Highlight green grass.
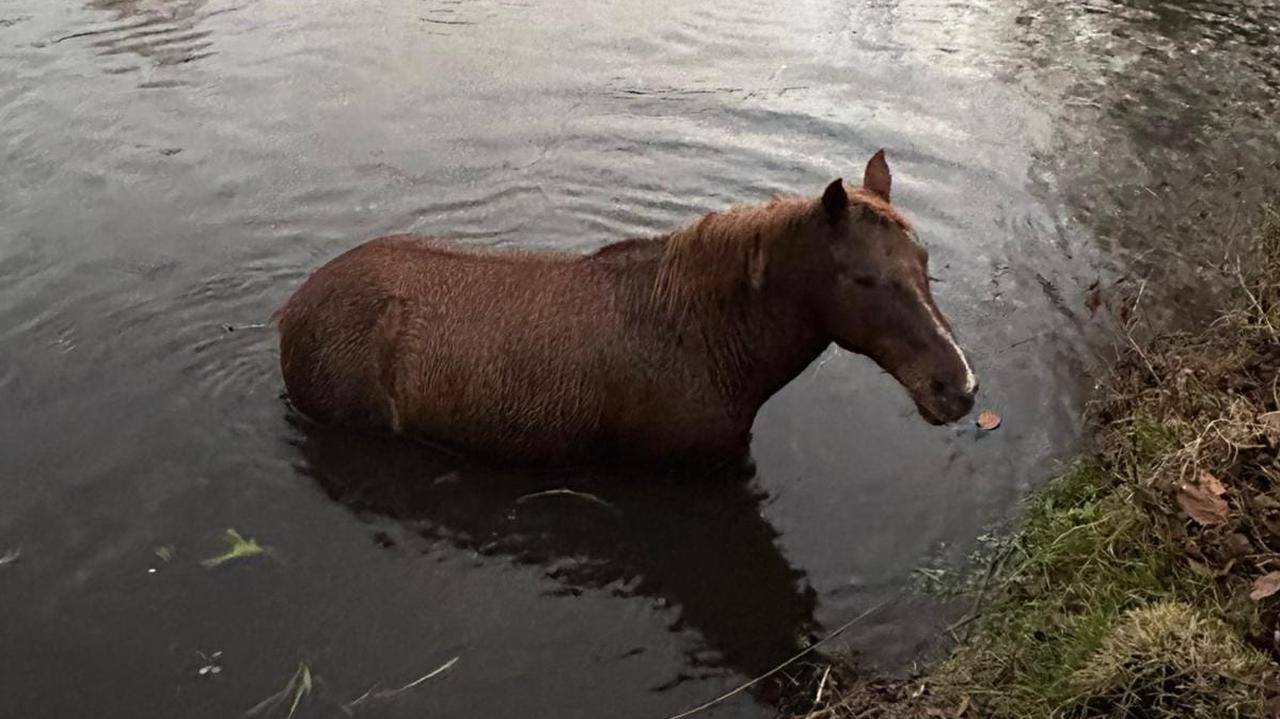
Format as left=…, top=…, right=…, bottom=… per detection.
left=930, top=464, right=1218, bottom=716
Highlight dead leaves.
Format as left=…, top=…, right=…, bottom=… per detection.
left=1199, top=471, right=1227, bottom=498
left=1170, top=471, right=1280, bottom=605
left=1176, top=472, right=1230, bottom=526
left=1249, top=572, right=1280, bottom=601
left=922, top=694, right=974, bottom=718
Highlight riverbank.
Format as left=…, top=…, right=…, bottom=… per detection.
left=807, top=205, right=1280, bottom=718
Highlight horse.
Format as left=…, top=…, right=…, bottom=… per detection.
left=276, top=150, right=977, bottom=463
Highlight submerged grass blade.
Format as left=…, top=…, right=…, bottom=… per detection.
left=288, top=665, right=312, bottom=719
left=202, top=529, right=264, bottom=568
left=246, top=662, right=312, bottom=718
left=374, top=656, right=458, bottom=699
left=343, top=656, right=459, bottom=713
left=514, top=488, right=617, bottom=511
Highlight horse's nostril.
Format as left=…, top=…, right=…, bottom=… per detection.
left=930, top=378, right=947, bottom=395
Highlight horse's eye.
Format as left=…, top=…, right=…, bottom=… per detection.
left=853, top=275, right=877, bottom=288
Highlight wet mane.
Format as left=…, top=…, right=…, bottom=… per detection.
left=653, top=196, right=811, bottom=311
left=652, top=189, right=912, bottom=312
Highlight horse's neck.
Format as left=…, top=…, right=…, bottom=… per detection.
left=650, top=278, right=827, bottom=414
left=696, top=292, right=828, bottom=413
left=594, top=234, right=827, bottom=412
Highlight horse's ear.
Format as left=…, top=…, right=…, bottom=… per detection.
left=863, top=149, right=891, bottom=202
left=821, top=178, right=848, bottom=223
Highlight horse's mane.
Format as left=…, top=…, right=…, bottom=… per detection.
left=652, top=188, right=911, bottom=313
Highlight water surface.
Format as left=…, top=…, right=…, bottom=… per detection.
left=2, top=0, right=1278, bottom=716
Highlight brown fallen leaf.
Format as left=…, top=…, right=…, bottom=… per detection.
left=1254, top=493, right=1280, bottom=511
left=1225, top=532, right=1254, bottom=558
left=1186, top=557, right=1218, bottom=579
left=1264, top=694, right=1280, bottom=719
left=1176, top=481, right=1230, bottom=526
left=1249, top=571, right=1280, bottom=601
left=1200, top=471, right=1227, bottom=497
left=975, top=410, right=1001, bottom=431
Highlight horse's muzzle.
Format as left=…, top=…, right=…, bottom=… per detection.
left=916, top=381, right=977, bottom=425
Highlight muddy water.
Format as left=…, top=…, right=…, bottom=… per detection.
left=1, top=1, right=1278, bottom=717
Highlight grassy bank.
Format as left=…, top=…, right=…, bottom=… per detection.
left=808, top=206, right=1280, bottom=718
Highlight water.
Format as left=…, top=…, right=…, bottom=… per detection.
left=2, top=1, right=1278, bottom=717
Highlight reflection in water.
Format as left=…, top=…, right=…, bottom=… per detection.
left=294, top=421, right=822, bottom=702
left=4, top=0, right=1280, bottom=715
left=56, top=0, right=214, bottom=72
left=1123, top=0, right=1280, bottom=48
left=1011, top=0, right=1280, bottom=324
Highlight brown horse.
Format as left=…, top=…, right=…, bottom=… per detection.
left=277, top=151, right=977, bottom=463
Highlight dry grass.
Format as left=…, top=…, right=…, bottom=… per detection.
left=804, top=206, right=1280, bottom=718
left=1066, top=601, right=1272, bottom=718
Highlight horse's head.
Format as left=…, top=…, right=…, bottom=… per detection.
left=800, top=151, right=977, bottom=424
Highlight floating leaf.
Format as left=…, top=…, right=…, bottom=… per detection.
left=1250, top=572, right=1280, bottom=601
left=202, top=529, right=264, bottom=568
left=975, top=410, right=1001, bottom=431
left=154, top=545, right=175, bottom=562
left=1176, top=482, right=1229, bottom=526
left=196, top=650, right=224, bottom=679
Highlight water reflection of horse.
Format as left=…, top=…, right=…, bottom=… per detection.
left=293, top=422, right=822, bottom=704
left=77, top=0, right=215, bottom=68
left=278, top=152, right=977, bottom=464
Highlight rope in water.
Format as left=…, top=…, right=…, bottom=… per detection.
left=659, top=591, right=902, bottom=719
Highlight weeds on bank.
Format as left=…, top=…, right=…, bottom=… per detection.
left=810, top=206, right=1280, bottom=718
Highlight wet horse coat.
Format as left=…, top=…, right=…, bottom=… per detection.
left=277, top=152, right=977, bottom=463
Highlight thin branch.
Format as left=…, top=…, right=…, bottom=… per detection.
left=803, top=665, right=833, bottom=718
left=660, top=593, right=899, bottom=719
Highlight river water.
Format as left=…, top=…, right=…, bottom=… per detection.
left=2, top=1, right=1278, bottom=717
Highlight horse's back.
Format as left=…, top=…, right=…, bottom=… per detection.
left=277, top=238, right=417, bottom=427
left=277, top=236, right=625, bottom=459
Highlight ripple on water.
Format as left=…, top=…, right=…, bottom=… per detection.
left=43, top=0, right=231, bottom=76
left=149, top=263, right=301, bottom=400
left=5, top=0, right=1280, bottom=715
